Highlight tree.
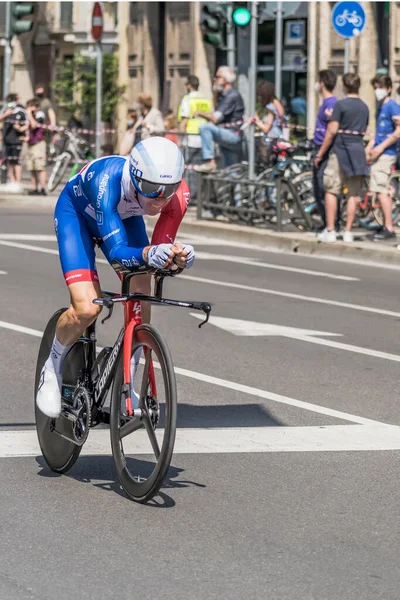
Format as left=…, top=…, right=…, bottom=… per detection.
left=52, top=52, right=125, bottom=124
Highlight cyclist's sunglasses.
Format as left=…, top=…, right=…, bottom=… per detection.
left=131, top=174, right=181, bottom=199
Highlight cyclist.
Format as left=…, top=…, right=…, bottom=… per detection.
left=36, top=136, right=195, bottom=418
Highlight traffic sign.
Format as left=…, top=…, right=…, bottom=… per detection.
left=91, top=2, right=103, bottom=42
left=331, top=1, right=366, bottom=39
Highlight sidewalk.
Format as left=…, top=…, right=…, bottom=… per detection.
left=1, top=189, right=399, bottom=267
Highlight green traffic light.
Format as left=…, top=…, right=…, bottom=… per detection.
left=232, top=6, right=251, bottom=27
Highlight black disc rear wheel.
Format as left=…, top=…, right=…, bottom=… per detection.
left=110, top=324, right=177, bottom=503
left=34, top=309, right=86, bottom=473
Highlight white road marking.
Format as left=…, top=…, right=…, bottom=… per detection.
left=195, top=251, right=359, bottom=281
left=191, top=315, right=342, bottom=339
left=175, top=231, right=400, bottom=273
left=0, top=319, right=382, bottom=426
left=0, top=240, right=108, bottom=264
left=0, top=238, right=358, bottom=281
left=182, top=274, right=400, bottom=319
left=1, top=424, right=400, bottom=457
left=0, top=270, right=7, bottom=275
left=0, top=238, right=396, bottom=320
left=0, top=320, right=43, bottom=338
left=191, top=313, right=400, bottom=364
left=0, top=234, right=56, bottom=241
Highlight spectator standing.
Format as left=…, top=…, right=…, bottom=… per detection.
left=315, top=73, right=369, bottom=243
left=119, top=108, right=138, bottom=155
left=290, top=91, right=307, bottom=127
left=26, top=97, right=47, bottom=195
left=251, top=81, right=284, bottom=163
left=2, top=93, right=28, bottom=190
left=366, top=74, right=400, bottom=240
left=34, top=83, right=56, bottom=131
left=132, top=94, right=164, bottom=143
left=194, top=66, right=244, bottom=172
left=312, top=70, right=337, bottom=230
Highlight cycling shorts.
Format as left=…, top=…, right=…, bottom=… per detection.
left=54, top=190, right=149, bottom=286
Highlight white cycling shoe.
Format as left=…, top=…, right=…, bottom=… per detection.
left=36, top=364, right=62, bottom=418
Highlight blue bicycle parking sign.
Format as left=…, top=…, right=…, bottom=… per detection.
left=331, top=1, right=366, bottom=39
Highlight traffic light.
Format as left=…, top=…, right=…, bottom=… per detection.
left=11, top=3, right=34, bottom=36
left=200, top=3, right=227, bottom=48
left=232, top=6, right=251, bottom=27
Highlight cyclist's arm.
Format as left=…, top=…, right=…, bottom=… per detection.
left=151, top=179, right=190, bottom=245
left=93, top=161, right=147, bottom=266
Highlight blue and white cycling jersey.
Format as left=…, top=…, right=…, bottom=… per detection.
left=54, top=155, right=189, bottom=286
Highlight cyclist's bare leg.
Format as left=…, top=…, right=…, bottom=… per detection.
left=37, top=281, right=103, bottom=417
left=55, top=280, right=103, bottom=346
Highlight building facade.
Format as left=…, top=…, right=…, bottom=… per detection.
left=0, top=1, right=400, bottom=145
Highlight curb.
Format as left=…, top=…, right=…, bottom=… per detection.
left=0, top=192, right=58, bottom=208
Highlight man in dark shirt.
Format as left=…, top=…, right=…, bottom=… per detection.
left=315, top=73, right=369, bottom=243
left=312, top=70, right=337, bottom=230
left=194, top=66, right=244, bottom=172
left=2, top=93, right=28, bottom=188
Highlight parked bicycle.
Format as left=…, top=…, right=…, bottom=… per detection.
left=35, top=264, right=211, bottom=503
left=48, top=130, right=94, bottom=192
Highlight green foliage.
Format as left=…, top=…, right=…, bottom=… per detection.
left=52, top=52, right=125, bottom=124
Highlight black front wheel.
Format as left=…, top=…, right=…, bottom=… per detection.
left=110, top=324, right=177, bottom=503
left=34, top=309, right=86, bottom=473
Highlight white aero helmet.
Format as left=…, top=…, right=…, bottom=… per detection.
left=129, top=136, right=185, bottom=199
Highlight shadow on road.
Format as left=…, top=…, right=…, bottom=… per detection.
left=176, top=402, right=283, bottom=428
left=35, top=454, right=206, bottom=508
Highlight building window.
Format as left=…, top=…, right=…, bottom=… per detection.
left=113, top=1, right=118, bottom=27
left=60, top=2, right=73, bottom=29
left=130, top=2, right=145, bottom=25
left=0, top=3, right=5, bottom=37
left=168, top=3, right=190, bottom=22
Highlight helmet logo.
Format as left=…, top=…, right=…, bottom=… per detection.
left=130, top=165, right=143, bottom=179
left=160, top=174, right=172, bottom=178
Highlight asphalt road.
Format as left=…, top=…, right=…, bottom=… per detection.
left=1, top=203, right=400, bottom=600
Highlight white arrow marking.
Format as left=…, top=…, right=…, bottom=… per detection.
left=191, top=314, right=342, bottom=339
left=195, top=251, right=359, bottom=281
left=192, top=314, right=400, bottom=363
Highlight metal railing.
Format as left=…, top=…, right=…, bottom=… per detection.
left=195, top=170, right=314, bottom=232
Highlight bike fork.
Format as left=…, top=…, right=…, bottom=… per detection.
left=123, top=301, right=157, bottom=417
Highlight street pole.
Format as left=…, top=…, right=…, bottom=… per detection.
left=3, top=1, right=12, bottom=100
left=226, top=3, right=235, bottom=70
left=248, top=1, right=258, bottom=181
left=274, top=0, right=283, bottom=100
left=95, top=40, right=102, bottom=158
left=344, top=38, right=350, bottom=73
